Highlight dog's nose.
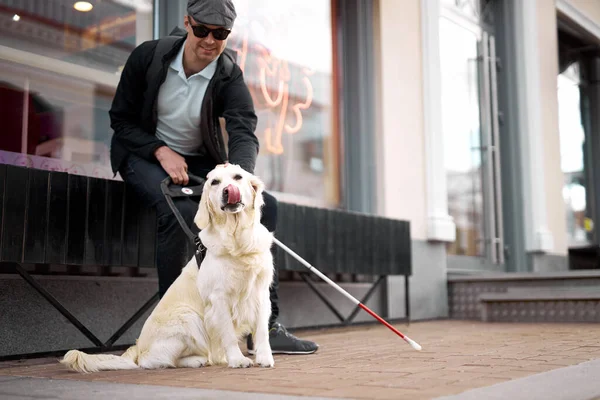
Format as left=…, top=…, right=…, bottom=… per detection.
left=224, top=184, right=241, bottom=204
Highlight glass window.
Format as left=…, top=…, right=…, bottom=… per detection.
left=225, top=0, right=340, bottom=206
left=439, top=17, right=485, bottom=257
left=0, top=0, right=340, bottom=206
left=0, top=0, right=153, bottom=179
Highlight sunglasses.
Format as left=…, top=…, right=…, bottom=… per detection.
left=189, top=23, right=231, bottom=41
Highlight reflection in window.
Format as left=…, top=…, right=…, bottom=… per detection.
left=225, top=0, right=339, bottom=206
left=440, top=0, right=494, bottom=25
left=558, top=62, right=590, bottom=246
left=0, top=0, right=153, bottom=179
left=0, top=0, right=152, bottom=74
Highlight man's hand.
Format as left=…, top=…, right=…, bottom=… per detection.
left=154, top=146, right=189, bottom=185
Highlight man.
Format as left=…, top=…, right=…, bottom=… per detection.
left=108, top=0, right=318, bottom=355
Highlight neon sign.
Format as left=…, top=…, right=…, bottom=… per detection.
left=230, top=32, right=314, bottom=155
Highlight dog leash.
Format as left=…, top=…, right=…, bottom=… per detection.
left=160, top=173, right=208, bottom=267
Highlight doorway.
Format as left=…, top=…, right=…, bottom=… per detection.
left=557, top=18, right=600, bottom=269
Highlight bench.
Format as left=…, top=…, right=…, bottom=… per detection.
left=0, top=164, right=159, bottom=360
left=0, top=164, right=412, bottom=359
left=274, top=202, right=412, bottom=327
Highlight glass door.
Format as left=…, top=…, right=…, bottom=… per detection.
left=440, top=11, right=504, bottom=266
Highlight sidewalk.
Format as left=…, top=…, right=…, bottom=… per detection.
left=2, top=320, right=600, bottom=399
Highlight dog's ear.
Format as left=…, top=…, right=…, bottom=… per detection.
left=250, top=175, right=265, bottom=213
left=194, top=181, right=212, bottom=230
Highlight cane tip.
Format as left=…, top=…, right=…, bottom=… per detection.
left=405, top=337, right=422, bottom=351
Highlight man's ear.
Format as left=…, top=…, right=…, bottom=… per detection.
left=194, top=181, right=212, bottom=230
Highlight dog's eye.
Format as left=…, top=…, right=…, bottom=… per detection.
left=233, top=174, right=242, bottom=181
left=211, top=179, right=220, bottom=186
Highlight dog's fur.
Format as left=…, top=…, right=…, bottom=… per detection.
left=60, top=164, right=275, bottom=372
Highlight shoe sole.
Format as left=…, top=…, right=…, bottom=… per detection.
left=247, top=349, right=318, bottom=355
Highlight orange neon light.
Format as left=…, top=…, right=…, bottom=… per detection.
left=230, top=32, right=314, bottom=155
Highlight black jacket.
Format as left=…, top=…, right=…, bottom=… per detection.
left=109, top=29, right=259, bottom=175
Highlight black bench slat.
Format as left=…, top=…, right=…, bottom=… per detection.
left=337, top=208, right=348, bottom=275
left=303, top=204, right=317, bottom=272
left=316, top=205, right=327, bottom=270
left=276, top=202, right=293, bottom=270
left=1, top=166, right=28, bottom=262
left=326, top=207, right=336, bottom=270
left=45, top=172, right=69, bottom=265
left=346, top=214, right=358, bottom=274
left=399, top=220, right=412, bottom=274
left=386, top=218, right=396, bottom=272
left=375, top=216, right=388, bottom=272
left=364, top=212, right=377, bottom=276
left=0, top=164, right=6, bottom=261
left=296, top=205, right=307, bottom=270
left=343, top=210, right=353, bottom=274
left=121, top=185, right=140, bottom=267
left=335, top=207, right=346, bottom=274
left=137, top=206, right=157, bottom=268
left=105, top=180, right=124, bottom=266
left=65, top=174, right=88, bottom=265
left=23, top=168, right=50, bottom=264
left=85, top=177, right=107, bottom=265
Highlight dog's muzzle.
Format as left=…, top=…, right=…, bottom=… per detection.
left=223, top=184, right=241, bottom=205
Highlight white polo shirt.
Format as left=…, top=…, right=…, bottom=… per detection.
left=155, top=40, right=219, bottom=155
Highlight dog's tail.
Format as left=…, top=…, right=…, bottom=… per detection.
left=60, top=345, right=139, bottom=373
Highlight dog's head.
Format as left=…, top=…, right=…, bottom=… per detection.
left=194, top=163, right=265, bottom=230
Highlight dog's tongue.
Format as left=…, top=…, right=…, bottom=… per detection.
left=227, top=184, right=241, bottom=204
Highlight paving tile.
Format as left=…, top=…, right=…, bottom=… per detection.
left=2, top=320, right=600, bottom=399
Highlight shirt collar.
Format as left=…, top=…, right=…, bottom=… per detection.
left=170, top=40, right=220, bottom=80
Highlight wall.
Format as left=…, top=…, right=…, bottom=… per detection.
left=538, top=0, right=569, bottom=256
left=567, top=0, right=600, bottom=26
left=375, top=0, right=427, bottom=241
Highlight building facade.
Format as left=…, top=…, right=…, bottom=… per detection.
left=379, top=0, right=600, bottom=320
left=1, top=0, right=600, bottom=327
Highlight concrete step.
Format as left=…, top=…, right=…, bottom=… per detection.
left=448, top=271, right=600, bottom=320
left=505, top=286, right=600, bottom=296
left=479, top=287, right=600, bottom=323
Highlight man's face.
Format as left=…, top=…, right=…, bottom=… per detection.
left=184, top=16, right=229, bottom=64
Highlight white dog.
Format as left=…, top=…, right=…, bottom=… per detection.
left=60, top=163, right=275, bottom=372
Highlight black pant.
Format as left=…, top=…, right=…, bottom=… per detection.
left=119, top=153, right=279, bottom=327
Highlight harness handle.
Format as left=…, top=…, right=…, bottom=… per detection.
left=160, top=173, right=206, bottom=198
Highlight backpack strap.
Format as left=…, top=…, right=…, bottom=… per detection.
left=146, top=35, right=181, bottom=83
left=220, top=47, right=238, bottom=77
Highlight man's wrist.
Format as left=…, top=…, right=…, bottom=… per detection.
left=154, top=145, right=168, bottom=160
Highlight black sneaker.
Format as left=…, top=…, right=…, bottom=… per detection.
left=247, top=322, right=319, bottom=355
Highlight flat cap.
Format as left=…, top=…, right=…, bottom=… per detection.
left=187, top=0, right=237, bottom=30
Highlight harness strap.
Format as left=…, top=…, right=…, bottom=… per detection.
left=160, top=174, right=208, bottom=267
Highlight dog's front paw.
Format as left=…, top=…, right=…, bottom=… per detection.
left=255, top=352, right=275, bottom=368
left=228, top=356, right=254, bottom=368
